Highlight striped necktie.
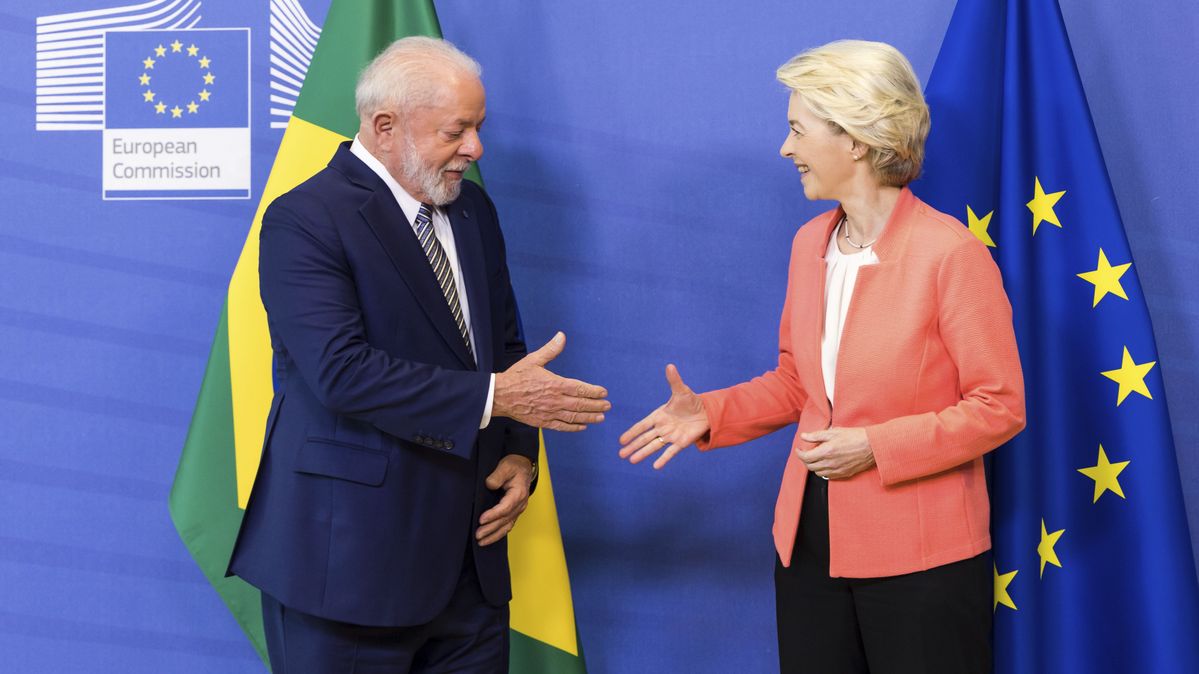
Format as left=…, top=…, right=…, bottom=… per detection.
left=413, top=203, right=474, bottom=363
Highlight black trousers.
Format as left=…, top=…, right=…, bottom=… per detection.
left=775, top=475, right=991, bottom=674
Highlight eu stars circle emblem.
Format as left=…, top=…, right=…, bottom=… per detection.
left=137, top=37, right=215, bottom=120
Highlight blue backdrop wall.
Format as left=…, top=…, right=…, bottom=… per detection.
left=0, top=1, right=1195, bottom=672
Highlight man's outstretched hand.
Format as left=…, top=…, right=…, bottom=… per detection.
left=493, top=332, right=610, bottom=432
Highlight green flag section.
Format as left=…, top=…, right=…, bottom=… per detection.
left=169, top=0, right=587, bottom=670
left=512, top=630, right=587, bottom=673
left=290, top=0, right=440, bottom=136
left=169, top=306, right=269, bottom=665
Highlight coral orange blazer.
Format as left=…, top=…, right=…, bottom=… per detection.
left=698, top=188, right=1025, bottom=578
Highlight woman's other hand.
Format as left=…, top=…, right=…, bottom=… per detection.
left=618, top=364, right=710, bottom=470
left=796, top=428, right=876, bottom=479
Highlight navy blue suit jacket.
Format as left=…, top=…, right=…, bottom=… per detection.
left=227, top=142, right=538, bottom=627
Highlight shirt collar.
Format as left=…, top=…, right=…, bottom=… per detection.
left=350, top=134, right=429, bottom=227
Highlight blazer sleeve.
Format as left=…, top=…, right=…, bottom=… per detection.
left=697, top=234, right=809, bottom=450
left=260, top=193, right=491, bottom=460
left=479, top=186, right=539, bottom=472
left=866, top=236, right=1026, bottom=485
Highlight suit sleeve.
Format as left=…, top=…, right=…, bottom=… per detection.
left=478, top=186, right=540, bottom=475
left=866, top=236, right=1026, bottom=485
left=259, top=193, right=490, bottom=460
left=697, top=233, right=809, bottom=450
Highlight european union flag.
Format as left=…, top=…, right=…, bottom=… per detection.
left=914, top=0, right=1199, bottom=671
left=105, top=29, right=248, bottom=129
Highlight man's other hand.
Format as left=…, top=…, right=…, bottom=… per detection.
left=476, top=454, right=535, bottom=546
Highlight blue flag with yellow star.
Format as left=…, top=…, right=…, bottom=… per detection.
left=105, top=29, right=248, bottom=129
left=913, top=0, right=1199, bottom=671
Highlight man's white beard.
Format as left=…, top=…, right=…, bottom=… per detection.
left=400, top=136, right=466, bottom=206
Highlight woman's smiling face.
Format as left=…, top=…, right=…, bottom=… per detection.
left=779, top=92, right=860, bottom=202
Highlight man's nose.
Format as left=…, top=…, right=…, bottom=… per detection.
left=461, top=130, right=483, bottom=161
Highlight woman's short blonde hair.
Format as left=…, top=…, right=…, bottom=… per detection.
left=776, top=40, right=930, bottom=187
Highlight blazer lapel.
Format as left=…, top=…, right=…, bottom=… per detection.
left=449, top=201, right=492, bottom=375
left=830, top=188, right=916, bottom=405
left=358, top=191, right=477, bottom=370
left=796, top=256, right=828, bottom=413
left=795, top=209, right=842, bottom=416
left=329, top=143, right=478, bottom=369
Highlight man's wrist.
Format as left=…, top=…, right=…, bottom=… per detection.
left=505, top=453, right=536, bottom=482
left=479, top=373, right=496, bottom=429
left=491, top=370, right=508, bottom=418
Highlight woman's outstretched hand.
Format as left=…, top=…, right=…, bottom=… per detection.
left=618, top=364, right=710, bottom=469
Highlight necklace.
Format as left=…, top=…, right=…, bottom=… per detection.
left=842, top=216, right=877, bottom=249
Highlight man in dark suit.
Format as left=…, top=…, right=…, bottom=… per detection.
left=227, top=36, right=609, bottom=673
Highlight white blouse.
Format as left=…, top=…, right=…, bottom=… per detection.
left=821, top=222, right=878, bottom=406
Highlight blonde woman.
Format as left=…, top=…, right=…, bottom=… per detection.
left=620, top=41, right=1025, bottom=673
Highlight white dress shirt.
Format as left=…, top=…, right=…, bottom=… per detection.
left=350, top=136, right=495, bottom=429
left=821, top=220, right=879, bottom=407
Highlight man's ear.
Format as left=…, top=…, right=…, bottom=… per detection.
left=372, top=111, right=396, bottom=140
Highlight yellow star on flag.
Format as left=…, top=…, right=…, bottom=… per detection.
left=1037, top=519, right=1065, bottom=578
left=154, top=44, right=166, bottom=57
left=198, top=89, right=211, bottom=102
left=187, top=101, right=199, bottom=114
left=142, top=90, right=155, bottom=102
left=994, top=564, right=1018, bottom=611
left=171, top=40, right=183, bottom=53
left=199, top=56, right=211, bottom=69
left=1100, top=346, right=1155, bottom=406
left=203, top=72, right=215, bottom=85
left=187, top=44, right=199, bottom=57
left=967, top=205, right=996, bottom=247
left=138, top=73, right=151, bottom=86
left=143, top=57, right=156, bottom=69
left=1027, top=177, right=1066, bottom=235
left=1077, top=248, right=1131, bottom=308
left=171, top=105, right=183, bottom=118
left=154, top=101, right=166, bottom=114
left=1079, top=445, right=1130, bottom=503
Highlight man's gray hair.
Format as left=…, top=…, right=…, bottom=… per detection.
left=355, top=36, right=482, bottom=120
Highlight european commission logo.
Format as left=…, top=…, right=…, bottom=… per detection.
left=35, top=0, right=324, bottom=202
left=103, top=28, right=250, bottom=200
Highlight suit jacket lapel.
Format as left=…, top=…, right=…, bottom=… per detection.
left=358, top=190, right=477, bottom=370
left=449, top=201, right=492, bottom=375
left=330, top=143, right=477, bottom=370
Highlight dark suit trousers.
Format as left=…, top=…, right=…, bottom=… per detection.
left=775, top=474, right=992, bottom=674
left=261, top=549, right=508, bottom=674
